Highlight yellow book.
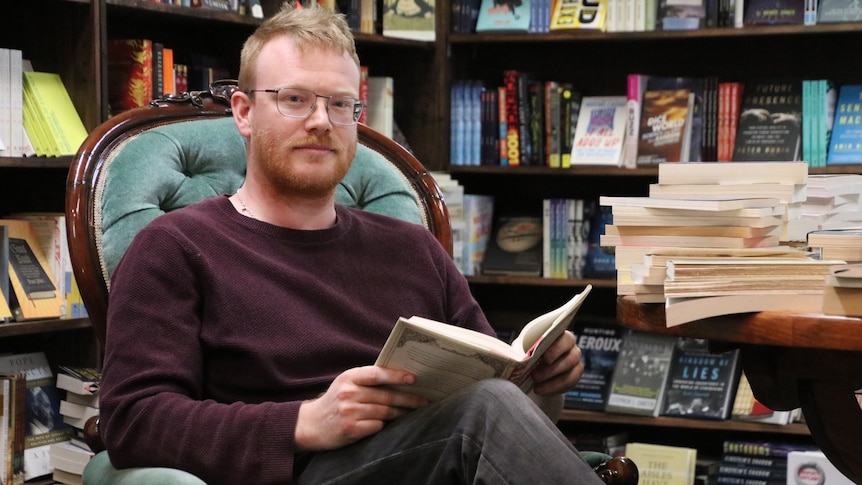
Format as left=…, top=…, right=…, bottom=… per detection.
left=1, top=219, right=64, bottom=320
left=21, top=86, right=55, bottom=156
left=22, top=71, right=88, bottom=156
left=624, top=442, right=696, bottom=485
left=0, top=292, right=11, bottom=320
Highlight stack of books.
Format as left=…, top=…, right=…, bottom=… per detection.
left=21, top=71, right=89, bottom=157
left=807, top=227, right=862, bottom=263
left=52, top=366, right=100, bottom=485
left=800, top=174, right=862, bottom=232
left=718, top=440, right=815, bottom=485
left=821, top=264, right=862, bottom=318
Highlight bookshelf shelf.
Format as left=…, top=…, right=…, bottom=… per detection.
left=0, top=156, right=73, bottom=169
left=0, top=318, right=92, bottom=338
left=560, top=409, right=811, bottom=436
left=467, top=275, right=616, bottom=289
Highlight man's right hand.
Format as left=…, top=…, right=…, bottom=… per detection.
left=294, top=366, right=428, bottom=451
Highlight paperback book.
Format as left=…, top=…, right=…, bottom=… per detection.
left=660, top=345, right=742, bottom=420
left=826, top=84, right=862, bottom=165
left=605, top=331, right=677, bottom=416
left=376, top=285, right=592, bottom=401
left=564, top=320, right=625, bottom=411
left=481, top=211, right=543, bottom=276
left=569, top=96, right=627, bottom=166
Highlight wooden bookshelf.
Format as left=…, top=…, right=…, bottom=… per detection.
left=561, top=409, right=811, bottom=436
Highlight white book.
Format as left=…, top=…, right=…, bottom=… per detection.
left=366, top=76, right=394, bottom=139
left=0, top=48, right=11, bottom=156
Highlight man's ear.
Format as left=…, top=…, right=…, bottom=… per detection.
left=231, top=91, right=253, bottom=138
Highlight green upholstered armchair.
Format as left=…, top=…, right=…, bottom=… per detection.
left=66, top=83, right=637, bottom=485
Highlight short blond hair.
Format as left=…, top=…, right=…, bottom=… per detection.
left=238, top=2, right=360, bottom=90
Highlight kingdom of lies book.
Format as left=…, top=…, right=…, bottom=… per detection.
left=376, top=285, right=591, bottom=402
left=660, top=344, right=741, bottom=420
left=732, top=79, right=803, bottom=162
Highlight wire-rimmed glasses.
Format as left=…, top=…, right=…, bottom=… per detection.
left=245, top=87, right=365, bottom=126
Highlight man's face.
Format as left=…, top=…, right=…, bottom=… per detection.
left=245, top=36, right=360, bottom=199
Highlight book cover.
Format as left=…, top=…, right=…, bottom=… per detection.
left=657, top=0, right=708, bottom=30
left=657, top=161, right=809, bottom=186
left=107, top=39, right=154, bottom=114
left=743, top=0, right=805, bottom=24
left=583, top=205, right=616, bottom=278
left=818, top=0, right=862, bottom=21
left=732, top=79, right=803, bottom=162
left=605, top=331, right=677, bottom=416
left=624, top=442, right=697, bottom=485
left=721, top=440, right=814, bottom=458
left=481, top=210, right=543, bottom=276
left=382, top=0, right=436, bottom=40
left=636, top=88, right=694, bottom=165
left=475, top=0, right=532, bottom=32
left=660, top=346, right=742, bottom=420
left=375, top=285, right=592, bottom=401
left=0, top=352, right=74, bottom=480
left=549, top=0, right=607, bottom=30
left=665, top=293, right=824, bottom=328
left=564, top=321, right=625, bottom=411
left=1, top=219, right=65, bottom=321
left=462, top=194, right=495, bottom=276
left=826, top=84, right=862, bottom=165
left=787, top=451, right=855, bottom=485
left=569, top=95, right=627, bottom=166
left=21, top=72, right=89, bottom=156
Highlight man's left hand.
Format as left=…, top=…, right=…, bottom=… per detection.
left=530, top=330, right=584, bottom=395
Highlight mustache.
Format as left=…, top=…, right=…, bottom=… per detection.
left=287, top=135, right=344, bottom=152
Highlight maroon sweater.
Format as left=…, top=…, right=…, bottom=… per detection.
left=100, top=196, right=492, bottom=484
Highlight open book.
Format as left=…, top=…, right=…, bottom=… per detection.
left=375, top=285, right=592, bottom=401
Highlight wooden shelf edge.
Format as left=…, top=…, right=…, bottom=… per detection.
left=0, top=156, right=73, bottom=169
left=0, top=318, right=91, bottom=338
left=449, top=165, right=658, bottom=177
left=450, top=22, right=862, bottom=44
left=560, top=409, right=811, bottom=436
left=466, top=275, right=616, bottom=288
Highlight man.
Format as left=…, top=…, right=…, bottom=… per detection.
left=99, top=3, right=603, bottom=484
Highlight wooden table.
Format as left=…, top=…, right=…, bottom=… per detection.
left=617, top=296, right=862, bottom=483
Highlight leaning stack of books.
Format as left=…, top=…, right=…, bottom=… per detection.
left=800, top=174, right=862, bottom=232
left=52, top=366, right=100, bottom=484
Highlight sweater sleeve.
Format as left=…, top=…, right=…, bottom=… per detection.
left=99, top=226, right=303, bottom=485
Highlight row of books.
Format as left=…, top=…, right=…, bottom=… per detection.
left=456, top=0, right=857, bottom=35
left=564, top=322, right=807, bottom=426
left=147, top=0, right=264, bottom=18
left=2, top=215, right=88, bottom=323
left=623, top=440, right=854, bottom=485
left=450, top=70, right=862, bottom=168
left=107, top=39, right=214, bottom=115
left=0, top=47, right=88, bottom=158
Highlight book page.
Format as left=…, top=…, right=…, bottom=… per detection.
left=376, top=320, right=515, bottom=401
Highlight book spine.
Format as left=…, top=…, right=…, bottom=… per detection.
left=503, top=70, right=521, bottom=166
left=622, top=74, right=648, bottom=168
left=497, top=85, right=508, bottom=166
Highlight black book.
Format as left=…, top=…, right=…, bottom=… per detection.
left=8, top=237, right=56, bottom=300
left=564, top=320, right=625, bottom=411
left=660, top=344, right=742, bottom=420
left=732, top=79, right=803, bottom=162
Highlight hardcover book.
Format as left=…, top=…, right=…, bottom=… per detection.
left=0, top=352, right=73, bottom=480
left=382, top=0, right=436, bottom=40
left=743, top=0, right=805, bottom=24
left=375, top=285, right=592, bottom=401
left=732, top=79, right=803, bottom=162
left=826, top=84, right=862, bottom=165
left=481, top=211, right=544, bottom=276
left=635, top=88, right=694, bottom=164
left=818, top=0, right=862, bottom=21
left=569, top=96, right=627, bottom=166
left=624, top=442, right=697, bottom=485
left=549, top=0, right=607, bottom=30
left=564, top=321, right=625, bottom=411
left=605, top=331, right=677, bottom=416
left=475, top=0, right=532, bottom=32
left=107, top=39, right=154, bottom=114
left=1, top=219, right=64, bottom=321
left=660, top=346, right=742, bottom=420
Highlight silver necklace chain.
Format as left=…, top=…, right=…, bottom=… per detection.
left=235, top=188, right=256, bottom=219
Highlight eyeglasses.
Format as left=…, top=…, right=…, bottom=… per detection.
left=245, top=87, right=365, bottom=126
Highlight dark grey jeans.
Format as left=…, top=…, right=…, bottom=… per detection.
left=297, top=379, right=605, bottom=485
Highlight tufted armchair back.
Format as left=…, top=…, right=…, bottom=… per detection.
left=66, top=85, right=451, bottom=352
